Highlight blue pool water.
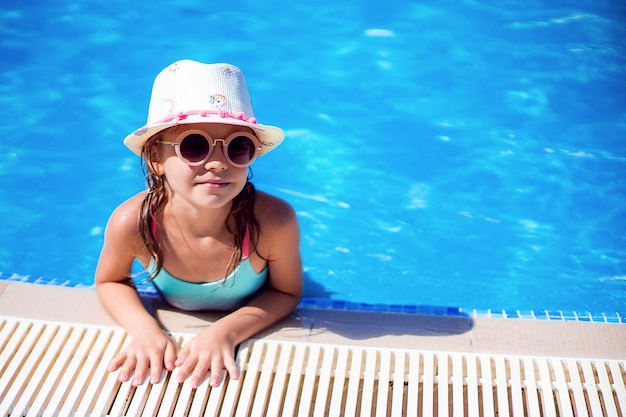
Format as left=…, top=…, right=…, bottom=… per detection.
left=1, top=1, right=625, bottom=314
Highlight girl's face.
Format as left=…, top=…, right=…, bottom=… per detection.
left=154, top=123, right=251, bottom=211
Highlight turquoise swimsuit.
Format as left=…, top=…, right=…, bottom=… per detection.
left=149, top=231, right=268, bottom=311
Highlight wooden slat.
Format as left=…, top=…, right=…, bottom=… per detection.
left=537, top=358, right=557, bottom=417
left=187, top=373, right=211, bottom=417
left=376, top=349, right=391, bottom=417
left=480, top=355, right=496, bottom=417
left=44, top=326, right=99, bottom=417
left=158, top=341, right=189, bottom=417
left=391, top=351, right=406, bottom=417
left=522, top=357, right=542, bottom=417
left=494, top=356, right=510, bottom=417
left=18, top=324, right=68, bottom=415
left=438, top=352, right=449, bottom=417
left=28, top=325, right=82, bottom=414
left=595, top=360, right=619, bottom=417
left=466, top=355, right=480, bottom=415
left=282, top=343, right=307, bottom=417
left=299, top=344, right=321, bottom=417
left=84, top=330, right=127, bottom=417
left=328, top=346, right=350, bottom=417
left=0, top=318, right=21, bottom=377
left=203, top=374, right=226, bottom=417
left=6, top=323, right=57, bottom=416
left=250, top=340, right=278, bottom=416
left=422, top=352, right=435, bottom=416
left=566, top=359, right=589, bottom=417
left=313, top=345, right=336, bottom=416
left=552, top=359, right=574, bottom=417
left=452, top=354, right=464, bottom=417
left=66, top=328, right=125, bottom=417
left=235, top=340, right=265, bottom=417
left=345, top=348, right=364, bottom=417
left=581, top=360, right=604, bottom=416
left=125, top=377, right=152, bottom=416
left=106, top=379, right=133, bottom=417
left=174, top=375, right=197, bottom=416
left=406, top=351, right=420, bottom=416
left=360, top=348, right=377, bottom=417
left=143, top=372, right=171, bottom=416
left=219, top=348, right=246, bottom=417
left=509, top=357, right=525, bottom=416
left=609, top=361, right=626, bottom=414
left=0, top=321, right=45, bottom=416
left=266, top=342, right=293, bottom=416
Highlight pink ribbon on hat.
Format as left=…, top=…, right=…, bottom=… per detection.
left=133, top=110, right=259, bottom=137
left=156, top=110, right=258, bottom=125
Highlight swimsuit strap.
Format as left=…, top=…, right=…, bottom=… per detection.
left=242, top=228, right=251, bottom=260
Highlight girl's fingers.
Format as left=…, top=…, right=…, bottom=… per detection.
left=208, top=353, right=229, bottom=387
left=224, top=355, right=240, bottom=381
left=148, top=351, right=165, bottom=384
left=106, top=333, right=180, bottom=386
left=132, top=356, right=149, bottom=386
left=175, top=339, right=238, bottom=388
left=177, top=352, right=213, bottom=388
left=108, top=351, right=126, bottom=372
left=209, top=366, right=225, bottom=387
left=176, top=354, right=197, bottom=384
left=119, top=356, right=137, bottom=383
left=208, top=352, right=238, bottom=387
left=164, top=340, right=178, bottom=371
left=190, top=369, right=209, bottom=389
left=188, top=356, right=211, bottom=388
left=175, top=346, right=189, bottom=367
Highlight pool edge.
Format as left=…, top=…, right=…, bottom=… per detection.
left=2, top=272, right=624, bottom=324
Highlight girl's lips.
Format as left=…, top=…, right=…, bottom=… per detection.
left=198, top=179, right=230, bottom=188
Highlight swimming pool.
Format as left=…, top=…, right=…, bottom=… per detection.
left=1, top=1, right=625, bottom=315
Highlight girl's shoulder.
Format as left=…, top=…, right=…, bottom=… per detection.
left=253, top=190, right=300, bottom=259
left=97, top=192, right=149, bottom=262
left=106, top=192, right=146, bottom=239
left=254, top=190, right=298, bottom=228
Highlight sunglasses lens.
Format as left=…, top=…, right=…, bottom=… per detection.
left=179, top=134, right=210, bottom=163
left=227, top=135, right=257, bottom=165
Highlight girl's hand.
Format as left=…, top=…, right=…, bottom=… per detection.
left=108, top=327, right=178, bottom=386
left=174, top=326, right=240, bottom=388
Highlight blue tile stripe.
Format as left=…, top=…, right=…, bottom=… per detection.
left=2, top=273, right=624, bottom=324
left=297, top=297, right=626, bottom=324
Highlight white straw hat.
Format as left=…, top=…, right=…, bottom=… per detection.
left=124, top=60, right=284, bottom=157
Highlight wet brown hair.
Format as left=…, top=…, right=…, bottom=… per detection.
left=138, top=130, right=260, bottom=280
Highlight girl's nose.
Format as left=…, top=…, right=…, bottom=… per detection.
left=204, top=143, right=228, bottom=171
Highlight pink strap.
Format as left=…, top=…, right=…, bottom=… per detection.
left=242, top=228, right=251, bottom=259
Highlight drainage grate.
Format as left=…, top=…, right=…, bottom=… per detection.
left=1, top=316, right=625, bottom=416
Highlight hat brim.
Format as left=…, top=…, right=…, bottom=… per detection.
left=123, top=114, right=284, bottom=157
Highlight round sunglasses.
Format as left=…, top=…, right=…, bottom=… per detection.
left=159, top=129, right=262, bottom=168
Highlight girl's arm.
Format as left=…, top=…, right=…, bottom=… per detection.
left=175, top=194, right=303, bottom=388
left=95, top=194, right=178, bottom=386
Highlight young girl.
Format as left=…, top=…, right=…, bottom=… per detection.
left=95, top=60, right=303, bottom=389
